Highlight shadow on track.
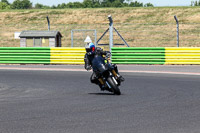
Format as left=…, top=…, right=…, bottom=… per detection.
left=88, top=92, right=115, bottom=95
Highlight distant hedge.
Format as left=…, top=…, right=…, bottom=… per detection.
left=0, top=0, right=154, bottom=10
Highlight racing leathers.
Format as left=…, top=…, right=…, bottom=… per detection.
left=84, top=47, right=124, bottom=90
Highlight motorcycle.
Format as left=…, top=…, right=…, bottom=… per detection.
left=91, top=53, right=122, bottom=95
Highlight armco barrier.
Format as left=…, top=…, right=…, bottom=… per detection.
left=111, top=47, right=165, bottom=64
left=50, top=47, right=85, bottom=64
left=0, top=47, right=50, bottom=64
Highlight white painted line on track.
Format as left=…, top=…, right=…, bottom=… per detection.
left=0, top=67, right=86, bottom=72
left=0, top=67, right=199, bottom=76
left=120, top=70, right=200, bottom=76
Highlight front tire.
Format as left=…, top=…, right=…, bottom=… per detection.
left=107, top=77, right=121, bottom=95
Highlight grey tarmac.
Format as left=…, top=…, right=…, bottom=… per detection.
left=0, top=65, right=199, bottom=133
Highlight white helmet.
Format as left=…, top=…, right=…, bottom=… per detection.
left=85, top=42, right=95, bottom=52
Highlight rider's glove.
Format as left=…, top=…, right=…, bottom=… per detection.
left=106, top=52, right=111, bottom=58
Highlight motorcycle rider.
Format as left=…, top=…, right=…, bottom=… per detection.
left=84, top=42, right=124, bottom=90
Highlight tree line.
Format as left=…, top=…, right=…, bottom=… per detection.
left=191, top=0, right=200, bottom=6
left=0, top=0, right=154, bottom=10
left=0, top=0, right=32, bottom=9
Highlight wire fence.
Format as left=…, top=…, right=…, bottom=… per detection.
left=61, top=22, right=200, bottom=48
left=1, top=22, right=200, bottom=48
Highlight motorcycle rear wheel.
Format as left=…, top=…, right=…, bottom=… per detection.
left=107, top=77, right=121, bottom=95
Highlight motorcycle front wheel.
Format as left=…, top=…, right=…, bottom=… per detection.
left=107, top=77, right=121, bottom=95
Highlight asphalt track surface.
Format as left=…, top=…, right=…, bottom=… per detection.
left=0, top=65, right=200, bottom=133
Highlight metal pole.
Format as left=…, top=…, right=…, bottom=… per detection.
left=174, top=15, right=179, bottom=47
left=108, top=15, right=113, bottom=52
left=71, top=30, right=73, bottom=47
left=113, top=27, right=130, bottom=47
left=96, top=28, right=109, bottom=45
left=46, top=16, right=50, bottom=31
left=94, top=29, right=97, bottom=46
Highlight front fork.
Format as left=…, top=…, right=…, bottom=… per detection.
left=111, top=69, right=121, bottom=86
left=98, top=69, right=117, bottom=85
left=98, top=77, right=104, bottom=85
left=98, top=69, right=119, bottom=89
left=98, top=77, right=111, bottom=89
left=112, top=69, right=118, bottom=78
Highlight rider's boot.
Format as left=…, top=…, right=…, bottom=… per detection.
left=98, top=78, right=106, bottom=90
left=111, top=65, right=125, bottom=82
left=117, top=74, right=125, bottom=82
left=99, top=84, right=106, bottom=91
left=112, top=69, right=125, bottom=82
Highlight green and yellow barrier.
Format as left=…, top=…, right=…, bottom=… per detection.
left=0, top=47, right=200, bottom=65
left=0, top=47, right=51, bottom=64
left=0, top=47, right=85, bottom=64
left=165, top=47, right=200, bottom=64
left=111, top=47, right=166, bottom=64
left=111, top=47, right=200, bottom=65
left=50, top=47, right=85, bottom=64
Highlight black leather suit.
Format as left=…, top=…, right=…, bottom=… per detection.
left=84, top=47, right=113, bottom=85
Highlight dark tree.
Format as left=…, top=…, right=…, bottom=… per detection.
left=12, top=0, right=32, bottom=9
left=129, top=1, right=143, bottom=7
left=193, top=0, right=200, bottom=6
left=73, top=2, right=84, bottom=8
left=57, top=3, right=67, bottom=8
left=1, top=0, right=9, bottom=5
left=144, top=2, right=154, bottom=7
left=83, top=0, right=93, bottom=8
left=0, top=1, right=10, bottom=9
left=195, top=0, right=198, bottom=6
left=35, top=3, right=43, bottom=9
left=112, top=0, right=123, bottom=7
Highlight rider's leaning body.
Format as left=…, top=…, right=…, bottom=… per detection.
left=84, top=44, right=109, bottom=71
left=84, top=42, right=124, bottom=90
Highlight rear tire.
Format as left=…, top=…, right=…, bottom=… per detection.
left=107, top=77, right=121, bottom=95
